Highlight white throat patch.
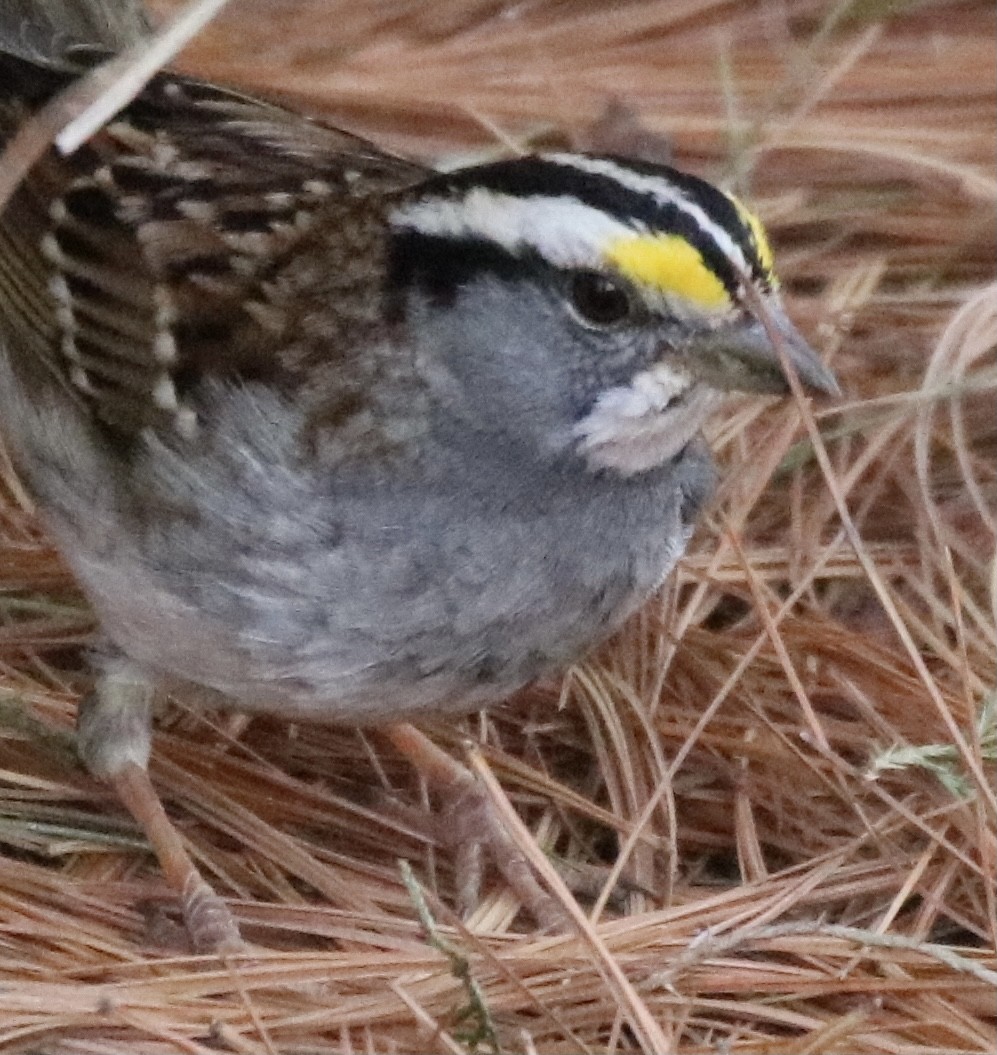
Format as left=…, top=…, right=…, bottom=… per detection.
left=572, top=366, right=722, bottom=475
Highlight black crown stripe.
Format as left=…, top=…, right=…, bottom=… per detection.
left=410, top=155, right=768, bottom=296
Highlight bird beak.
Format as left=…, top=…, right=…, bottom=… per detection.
left=676, top=309, right=841, bottom=398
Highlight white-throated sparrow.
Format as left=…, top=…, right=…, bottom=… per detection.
left=0, top=0, right=839, bottom=952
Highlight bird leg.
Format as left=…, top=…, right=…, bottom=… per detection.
left=76, top=658, right=243, bottom=954
left=76, top=667, right=563, bottom=946
left=381, top=722, right=562, bottom=929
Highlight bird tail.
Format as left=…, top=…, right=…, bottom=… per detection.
left=0, top=0, right=150, bottom=60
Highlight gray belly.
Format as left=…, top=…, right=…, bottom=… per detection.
left=18, top=383, right=716, bottom=723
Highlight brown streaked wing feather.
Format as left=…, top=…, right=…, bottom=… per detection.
left=0, top=52, right=429, bottom=439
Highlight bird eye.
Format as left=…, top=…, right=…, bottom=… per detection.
left=568, top=270, right=633, bottom=327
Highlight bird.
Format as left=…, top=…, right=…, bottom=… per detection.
left=0, top=0, right=839, bottom=952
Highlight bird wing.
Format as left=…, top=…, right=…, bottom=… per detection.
left=0, top=51, right=429, bottom=439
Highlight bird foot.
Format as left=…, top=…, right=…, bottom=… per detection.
left=382, top=723, right=564, bottom=930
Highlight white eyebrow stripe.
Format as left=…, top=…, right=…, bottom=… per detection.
left=391, top=188, right=636, bottom=270
left=544, top=153, right=753, bottom=280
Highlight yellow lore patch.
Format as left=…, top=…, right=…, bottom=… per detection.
left=728, top=194, right=776, bottom=282
left=604, top=234, right=730, bottom=311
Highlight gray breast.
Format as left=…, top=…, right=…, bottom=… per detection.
left=41, top=384, right=717, bottom=723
